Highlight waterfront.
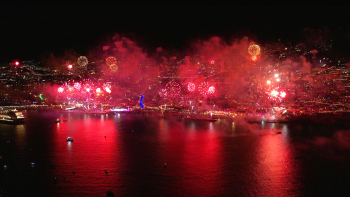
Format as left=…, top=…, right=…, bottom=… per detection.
left=1, top=111, right=350, bottom=196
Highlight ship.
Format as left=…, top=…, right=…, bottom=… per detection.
left=0, top=109, right=25, bottom=124
left=184, top=115, right=218, bottom=122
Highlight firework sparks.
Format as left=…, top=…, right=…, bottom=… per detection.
left=251, top=56, right=257, bottom=61
left=74, top=82, right=81, bottom=90
left=187, top=82, right=195, bottom=92
left=96, top=88, right=102, bottom=93
left=103, top=83, right=111, bottom=91
left=164, top=81, right=181, bottom=98
left=106, top=56, right=117, bottom=66
left=267, top=86, right=287, bottom=101
left=280, top=91, right=286, bottom=98
left=199, top=82, right=215, bottom=96
left=248, top=44, right=260, bottom=56
left=106, top=56, right=118, bottom=72
left=58, top=87, right=64, bottom=93
left=77, top=56, right=88, bottom=67
left=208, top=86, right=215, bottom=94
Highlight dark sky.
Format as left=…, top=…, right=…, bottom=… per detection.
left=1, top=6, right=349, bottom=62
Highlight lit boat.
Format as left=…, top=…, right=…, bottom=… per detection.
left=0, top=109, right=25, bottom=124
left=67, top=137, right=73, bottom=142
left=109, top=108, right=131, bottom=113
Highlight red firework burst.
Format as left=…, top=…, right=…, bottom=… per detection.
left=164, top=81, right=181, bottom=98
left=199, top=82, right=215, bottom=96
left=208, top=86, right=215, bottom=94
left=187, top=83, right=195, bottom=92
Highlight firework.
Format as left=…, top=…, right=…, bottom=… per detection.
left=251, top=56, right=257, bottom=61
left=84, top=84, right=92, bottom=93
left=208, top=86, right=215, bottom=94
left=110, top=65, right=118, bottom=72
left=248, top=44, right=260, bottom=56
left=164, top=81, right=181, bottom=98
left=77, top=56, right=88, bottom=67
left=103, top=83, right=111, bottom=91
left=199, top=82, right=215, bottom=96
left=106, top=56, right=117, bottom=66
left=267, top=87, right=287, bottom=100
left=280, top=91, right=286, bottom=98
left=270, top=89, right=279, bottom=98
left=96, top=88, right=102, bottom=93
left=74, top=82, right=81, bottom=90
left=103, top=83, right=112, bottom=93
left=187, top=82, right=195, bottom=92
left=106, top=56, right=118, bottom=72
left=159, top=89, right=167, bottom=97
left=58, top=87, right=64, bottom=93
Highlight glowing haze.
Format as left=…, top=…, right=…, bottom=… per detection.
left=36, top=32, right=337, bottom=110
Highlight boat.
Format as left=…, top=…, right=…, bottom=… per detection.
left=184, top=115, right=218, bottom=122
left=67, top=137, right=73, bottom=142
left=0, top=109, right=25, bottom=124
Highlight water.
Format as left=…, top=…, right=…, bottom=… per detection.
left=1, top=111, right=350, bottom=196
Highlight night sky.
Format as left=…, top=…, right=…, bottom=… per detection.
left=1, top=6, right=349, bottom=63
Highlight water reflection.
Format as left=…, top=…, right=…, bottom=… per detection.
left=50, top=113, right=121, bottom=196
left=255, top=127, right=301, bottom=196
left=2, top=112, right=349, bottom=196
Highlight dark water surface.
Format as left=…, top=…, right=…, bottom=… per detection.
left=1, top=111, right=350, bottom=196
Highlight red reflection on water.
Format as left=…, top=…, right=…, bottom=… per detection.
left=182, top=126, right=223, bottom=196
left=51, top=114, right=120, bottom=196
left=255, top=130, right=299, bottom=196
left=156, top=119, right=223, bottom=196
